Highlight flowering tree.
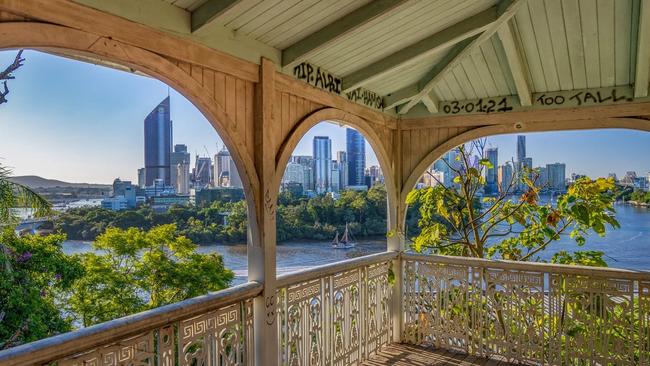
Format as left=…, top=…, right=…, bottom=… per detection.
left=405, top=139, right=620, bottom=265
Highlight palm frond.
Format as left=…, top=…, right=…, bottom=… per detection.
left=0, top=164, right=52, bottom=225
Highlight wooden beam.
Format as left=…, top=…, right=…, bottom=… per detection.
left=634, top=0, right=650, bottom=97
left=281, top=0, right=408, bottom=69
left=341, top=7, right=497, bottom=93
left=0, top=0, right=261, bottom=82
left=421, top=91, right=439, bottom=114
left=191, top=0, right=242, bottom=33
left=398, top=36, right=477, bottom=114
left=383, top=84, right=419, bottom=110
left=497, top=20, right=532, bottom=106
left=398, top=0, right=525, bottom=114
left=400, top=99, right=650, bottom=129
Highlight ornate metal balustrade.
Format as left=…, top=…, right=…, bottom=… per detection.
left=0, top=282, right=261, bottom=366
left=402, top=253, right=650, bottom=365
left=275, top=252, right=397, bottom=366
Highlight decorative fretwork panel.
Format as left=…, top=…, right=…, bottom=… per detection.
left=403, top=256, right=650, bottom=365
left=56, top=299, right=254, bottom=366
left=277, top=260, right=393, bottom=366
left=548, top=275, right=636, bottom=365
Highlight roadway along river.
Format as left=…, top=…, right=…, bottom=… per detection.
left=63, top=203, right=650, bottom=285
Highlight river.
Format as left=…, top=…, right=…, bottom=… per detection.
left=62, top=203, right=650, bottom=285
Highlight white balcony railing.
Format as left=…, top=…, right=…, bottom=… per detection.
left=402, top=252, right=650, bottom=365
left=0, top=281, right=261, bottom=366
left=1, top=251, right=649, bottom=365
left=275, top=251, right=397, bottom=366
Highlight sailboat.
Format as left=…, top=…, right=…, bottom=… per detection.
left=332, top=223, right=357, bottom=249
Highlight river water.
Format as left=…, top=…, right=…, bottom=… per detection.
left=62, top=203, right=650, bottom=285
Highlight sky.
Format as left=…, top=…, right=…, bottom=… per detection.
left=0, top=50, right=648, bottom=184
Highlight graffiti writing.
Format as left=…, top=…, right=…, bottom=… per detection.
left=346, top=88, right=384, bottom=109
left=293, top=62, right=342, bottom=94
left=535, top=88, right=634, bottom=107
left=441, top=97, right=513, bottom=115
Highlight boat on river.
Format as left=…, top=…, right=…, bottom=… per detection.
left=332, top=223, right=356, bottom=249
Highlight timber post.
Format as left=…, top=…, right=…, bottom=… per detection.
left=248, top=57, right=279, bottom=366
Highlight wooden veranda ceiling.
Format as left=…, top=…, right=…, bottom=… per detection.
left=73, top=0, right=650, bottom=119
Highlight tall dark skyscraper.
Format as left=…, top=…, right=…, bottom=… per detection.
left=517, top=135, right=526, bottom=162
left=144, top=97, right=172, bottom=186
left=313, top=136, right=332, bottom=193
left=346, top=128, right=366, bottom=186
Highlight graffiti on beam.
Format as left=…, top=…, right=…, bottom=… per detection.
left=438, top=87, right=637, bottom=115
left=293, top=62, right=342, bottom=94
left=345, top=88, right=384, bottom=109
left=441, top=97, right=514, bottom=115
left=534, top=87, right=634, bottom=107
left=292, top=62, right=384, bottom=109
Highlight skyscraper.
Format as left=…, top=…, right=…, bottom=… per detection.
left=346, top=128, right=366, bottom=186
left=546, top=163, right=566, bottom=192
left=313, top=136, right=332, bottom=193
left=498, top=163, right=513, bottom=193
left=516, top=135, right=526, bottom=163
left=214, top=147, right=242, bottom=188
left=194, top=156, right=212, bottom=189
left=176, top=162, right=190, bottom=195
left=170, top=144, right=190, bottom=193
left=337, top=151, right=348, bottom=188
left=485, top=147, right=498, bottom=194
left=144, top=96, right=172, bottom=186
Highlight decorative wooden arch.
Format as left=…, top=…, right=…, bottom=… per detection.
left=400, top=117, right=650, bottom=205
left=0, top=21, right=260, bottom=204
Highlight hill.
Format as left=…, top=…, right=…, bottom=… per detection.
left=8, top=175, right=111, bottom=189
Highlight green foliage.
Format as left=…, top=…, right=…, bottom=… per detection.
left=0, top=230, right=82, bottom=349
left=629, top=189, right=650, bottom=204
left=67, top=224, right=233, bottom=327
left=407, top=141, right=619, bottom=265
left=57, top=185, right=389, bottom=244
left=0, top=164, right=51, bottom=224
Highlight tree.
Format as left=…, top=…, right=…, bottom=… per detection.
left=405, top=139, right=620, bottom=266
left=0, top=50, right=24, bottom=105
left=0, top=231, right=83, bottom=349
left=0, top=51, right=50, bottom=224
left=67, top=224, right=234, bottom=326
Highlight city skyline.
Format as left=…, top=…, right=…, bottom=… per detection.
left=0, top=50, right=649, bottom=184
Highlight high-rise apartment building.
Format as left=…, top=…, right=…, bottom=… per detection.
left=194, top=156, right=212, bottom=189
left=498, top=162, right=513, bottom=193
left=137, top=168, right=145, bottom=188
left=337, top=151, right=348, bottom=189
left=546, top=163, right=566, bottom=192
left=214, top=147, right=242, bottom=188
left=176, top=162, right=190, bottom=195
left=331, top=163, right=341, bottom=192
left=291, top=155, right=314, bottom=191
left=433, top=149, right=460, bottom=187
left=485, top=147, right=498, bottom=194
left=346, top=128, right=366, bottom=186
left=144, top=96, right=172, bottom=186
left=282, top=162, right=305, bottom=187
left=517, top=135, right=526, bottom=163
left=170, top=144, right=190, bottom=193
left=313, top=136, right=332, bottom=193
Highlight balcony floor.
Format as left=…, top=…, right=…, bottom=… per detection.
left=364, top=344, right=516, bottom=366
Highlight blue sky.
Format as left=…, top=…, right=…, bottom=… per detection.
left=0, top=50, right=648, bottom=183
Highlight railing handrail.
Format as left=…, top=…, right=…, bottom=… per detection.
left=402, top=252, right=650, bottom=281
left=0, top=281, right=263, bottom=366
left=276, top=251, right=398, bottom=288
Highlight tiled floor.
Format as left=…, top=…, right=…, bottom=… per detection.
left=363, top=344, right=517, bottom=366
